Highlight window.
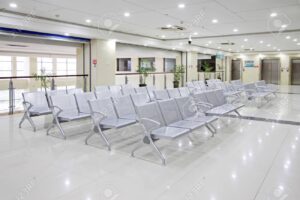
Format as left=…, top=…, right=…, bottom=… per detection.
left=37, top=57, right=53, bottom=75
left=16, top=57, right=29, bottom=76
left=139, top=58, right=155, bottom=69
left=117, top=58, right=131, bottom=71
left=56, top=58, right=77, bottom=75
left=164, top=58, right=176, bottom=72
left=0, top=56, right=12, bottom=77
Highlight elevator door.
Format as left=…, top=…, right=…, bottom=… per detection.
left=231, top=60, right=241, bottom=80
left=261, top=59, right=280, bottom=84
left=291, top=59, right=300, bottom=85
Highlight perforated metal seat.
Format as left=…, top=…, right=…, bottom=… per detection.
left=167, top=88, right=181, bottom=98
left=112, top=95, right=138, bottom=120
left=19, top=91, right=51, bottom=131
left=154, top=89, right=170, bottom=100
left=86, top=98, right=136, bottom=150
left=47, top=94, right=90, bottom=139
left=130, top=93, right=151, bottom=106
left=74, top=92, right=96, bottom=114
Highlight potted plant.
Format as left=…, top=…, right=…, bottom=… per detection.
left=171, top=65, right=185, bottom=88
left=32, top=68, right=52, bottom=92
left=137, top=66, right=156, bottom=87
left=202, top=61, right=214, bottom=83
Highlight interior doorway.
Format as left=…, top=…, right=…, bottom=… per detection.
left=291, top=59, right=300, bottom=85
left=261, top=59, right=280, bottom=84
left=231, top=59, right=241, bottom=80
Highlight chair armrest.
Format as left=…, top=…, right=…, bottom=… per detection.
left=139, top=118, right=161, bottom=134
left=91, top=111, right=107, bottom=124
left=195, top=101, right=214, bottom=108
left=50, top=105, right=63, bottom=116
left=23, top=101, right=33, bottom=110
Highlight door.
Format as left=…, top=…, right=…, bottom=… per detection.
left=261, top=59, right=280, bottom=84
left=231, top=60, right=241, bottom=80
left=291, top=59, right=300, bottom=85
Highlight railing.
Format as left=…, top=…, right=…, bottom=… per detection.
left=0, top=74, right=88, bottom=114
left=115, top=72, right=184, bottom=89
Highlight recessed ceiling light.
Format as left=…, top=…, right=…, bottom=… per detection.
left=193, top=32, right=198, bottom=35
left=281, top=24, right=287, bottom=28
left=178, top=3, right=185, bottom=8
left=9, top=3, right=17, bottom=8
left=166, top=24, right=172, bottom=28
left=270, top=12, right=277, bottom=17
left=286, top=36, right=291, bottom=39
left=205, top=43, right=209, bottom=46
left=208, top=41, right=212, bottom=44
left=212, top=19, right=218, bottom=23
left=124, top=12, right=130, bottom=17
left=293, top=38, right=298, bottom=42
left=161, top=35, right=166, bottom=38
left=297, top=43, right=300, bottom=46
left=259, top=41, right=264, bottom=44
left=64, top=33, right=70, bottom=36
left=172, top=47, right=176, bottom=50
left=267, top=44, right=271, bottom=47
left=85, top=19, right=91, bottom=23
left=277, top=49, right=281, bottom=51
left=233, top=28, right=239, bottom=32
left=244, top=38, right=248, bottom=42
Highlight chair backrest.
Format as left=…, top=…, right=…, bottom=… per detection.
left=244, top=83, right=256, bottom=90
left=204, top=90, right=221, bottom=107
left=112, top=95, right=136, bottom=119
left=157, top=99, right=183, bottom=125
left=130, top=93, right=151, bottom=106
left=178, top=87, right=190, bottom=97
left=146, top=86, right=156, bottom=101
left=67, top=88, right=84, bottom=95
left=175, top=96, right=197, bottom=119
left=135, top=102, right=165, bottom=131
left=122, top=87, right=136, bottom=95
left=231, top=80, right=242, bottom=86
left=95, top=90, right=112, bottom=99
left=135, top=87, right=148, bottom=94
left=154, top=89, right=170, bottom=100
left=50, top=94, right=78, bottom=115
left=88, top=98, right=118, bottom=119
left=186, top=82, right=195, bottom=88
left=109, top=85, right=123, bottom=97
left=74, top=92, right=96, bottom=114
left=47, top=89, right=67, bottom=97
left=167, top=88, right=181, bottom=98
left=23, top=91, right=49, bottom=109
left=94, top=85, right=109, bottom=93
left=213, top=89, right=227, bottom=105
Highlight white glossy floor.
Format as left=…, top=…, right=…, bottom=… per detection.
left=1, top=86, right=300, bottom=200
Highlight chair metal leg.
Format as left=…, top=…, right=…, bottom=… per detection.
left=208, top=123, right=217, bottom=133
left=19, top=113, right=26, bottom=128
left=27, top=116, right=36, bottom=132
left=205, top=124, right=215, bottom=137
left=149, top=139, right=166, bottom=165
left=46, top=123, right=55, bottom=135
left=95, top=125, right=111, bottom=151
left=85, top=131, right=95, bottom=145
left=234, top=110, right=241, bottom=117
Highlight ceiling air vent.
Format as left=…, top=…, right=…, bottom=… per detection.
left=7, top=44, right=28, bottom=47
left=160, top=25, right=186, bottom=31
left=220, top=42, right=235, bottom=45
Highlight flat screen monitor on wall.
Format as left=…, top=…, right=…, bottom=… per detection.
left=197, top=56, right=216, bottom=72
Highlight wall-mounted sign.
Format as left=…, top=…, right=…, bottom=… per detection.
left=244, top=60, right=254, bottom=67
left=92, top=59, right=97, bottom=65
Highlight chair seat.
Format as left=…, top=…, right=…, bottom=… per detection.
left=206, top=103, right=244, bottom=115
left=151, top=126, right=190, bottom=139
left=58, top=113, right=90, bottom=121
left=169, top=120, right=205, bottom=130
left=101, top=118, right=136, bottom=128
left=29, top=106, right=51, bottom=115
left=250, top=92, right=271, bottom=98
left=185, top=115, right=218, bottom=123
left=119, top=114, right=138, bottom=121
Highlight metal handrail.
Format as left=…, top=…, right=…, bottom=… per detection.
left=0, top=74, right=88, bottom=80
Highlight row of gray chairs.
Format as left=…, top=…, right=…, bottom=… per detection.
left=133, top=97, right=218, bottom=165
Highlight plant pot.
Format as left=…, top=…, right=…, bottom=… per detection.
left=139, top=83, right=147, bottom=87
left=173, top=81, right=179, bottom=88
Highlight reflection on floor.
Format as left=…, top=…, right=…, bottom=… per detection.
left=0, top=86, right=300, bottom=200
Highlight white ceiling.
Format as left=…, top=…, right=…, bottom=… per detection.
left=0, top=0, right=299, bottom=53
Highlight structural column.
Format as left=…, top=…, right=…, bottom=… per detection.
left=90, top=39, right=116, bottom=88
